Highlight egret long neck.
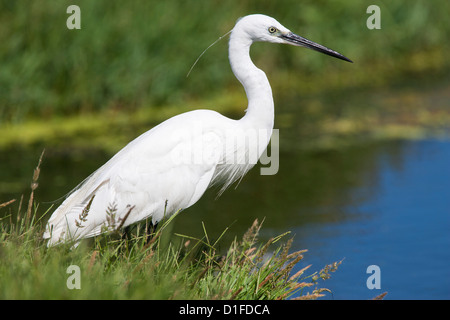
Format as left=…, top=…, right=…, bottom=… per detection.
left=228, top=34, right=274, bottom=131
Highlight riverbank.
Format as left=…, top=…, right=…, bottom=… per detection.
left=1, top=73, right=449, bottom=154
left=0, top=194, right=339, bottom=299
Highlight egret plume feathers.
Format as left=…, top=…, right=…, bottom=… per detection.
left=186, top=29, right=232, bottom=78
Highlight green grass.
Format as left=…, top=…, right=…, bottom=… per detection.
left=1, top=0, right=449, bottom=123
left=2, top=76, right=449, bottom=154
left=0, top=157, right=340, bottom=299
left=1, top=1, right=450, bottom=154
left=0, top=206, right=339, bottom=300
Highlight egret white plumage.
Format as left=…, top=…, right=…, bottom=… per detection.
left=44, top=14, right=351, bottom=246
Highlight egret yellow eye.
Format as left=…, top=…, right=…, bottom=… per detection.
left=268, top=27, right=277, bottom=34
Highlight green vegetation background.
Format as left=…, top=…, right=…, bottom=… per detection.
left=1, top=0, right=448, bottom=125
left=0, top=1, right=448, bottom=300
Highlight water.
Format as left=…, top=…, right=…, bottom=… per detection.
left=1, top=136, right=449, bottom=300
left=289, top=139, right=450, bottom=299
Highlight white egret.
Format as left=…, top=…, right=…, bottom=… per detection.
left=43, top=14, right=351, bottom=246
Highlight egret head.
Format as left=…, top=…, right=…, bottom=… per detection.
left=233, top=14, right=352, bottom=63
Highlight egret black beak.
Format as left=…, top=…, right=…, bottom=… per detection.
left=281, top=32, right=352, bottom=63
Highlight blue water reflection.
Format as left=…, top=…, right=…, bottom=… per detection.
left=292, top=139, right=450, bottom=299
